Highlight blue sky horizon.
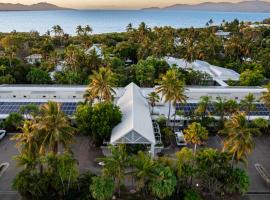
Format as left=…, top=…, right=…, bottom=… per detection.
left=1, top=0, right=270, bottom=9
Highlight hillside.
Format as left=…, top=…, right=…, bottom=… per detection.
left=0, top=2, right=71, bottom=11
left=143, top=1, right=270, bottom=12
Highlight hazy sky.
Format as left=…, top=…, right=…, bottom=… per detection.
left=2, top=0, right=268, bottom=9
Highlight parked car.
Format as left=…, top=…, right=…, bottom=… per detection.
left=175, top=131, right=187, bottom=146
left=0, top=130, right=6, bottom=140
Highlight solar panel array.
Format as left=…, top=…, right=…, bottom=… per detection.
left=0, top=102, right=78, bottom=116
left=176, top=103, right=270, bottom=116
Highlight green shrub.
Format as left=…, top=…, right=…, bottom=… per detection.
left=3, top=112, right=23, bottom=131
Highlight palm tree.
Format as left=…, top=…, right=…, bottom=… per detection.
left=84, top=25, right=93, bottom=35
left=0, top=64, right=6, bottom=76
left=90, top=176, right=115, bottom=200
left=195, top=96, right=212, bottom=121
left=36, top=101, right=75, bottom=154
left=172, top=82, right=187, bottom=130
left=147, top=92, right=160, bottom=115
left=222, top=112, right=256, bottom=165
left=11, top=120, right=41, bottom=170
left=156, top=69, right=181, bottom=125
left=5, top=46, right=17, bottom=68
left=76, top=25, right=83, bottom=36
left=184, top=122, right=208, bottom=154
left=260, top=83, right=270, bottom=121
left=214, top=97, right=226, bottom=125
left=126, top=23, right=133, bottom=32
left=98, top=145, right=129, bottom=197
left=224, top=99, right=239, bottom=118
left=88, top=67, right=115, bottom=102
left=131, top=151, right=156, bottom=196
left=240, top=93, right=256, bottom=121
left=148, top=164, right=176, bottom=199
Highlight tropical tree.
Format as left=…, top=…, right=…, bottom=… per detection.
left=131, top=151, right=156, bottom=196
left=260, top=83, right=270, bottom=121
left=148, top=164, right=177, bottom=199
left=224, top=99, right=239, bottom=118
left=44, top=153, right=79, bottom=197
left=222, top=112, right=256, bottom=165
left=184, top=122, right=208, bottom=154
left=4, top=45, right=17, bottom=67
left=240, top=93, right=256, bottom=121
left=147, top=92, right=160, bottom=115
left=88, top=67, right=115, bottom=102
left=11, top=120, right=41, bottom=170
left=195, top=96, right=212, bottom=121
left=214, top=97, right=227, bottom=126
left=156, top=69, right=182, bottom=124
left=0, top=64, right=6, bottom=76
left=175, top=147, right=195, bottom=187
left=90, top=176, right=115, bottom=200
left=172, top=84, right=187, bottom=129
left=36, top=101, right=75, bottom=154
left=98, top=145, right=129, bottom=197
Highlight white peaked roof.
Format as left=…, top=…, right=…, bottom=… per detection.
left=26, top=54, right=42, bottom=59
left=110, top=83, right=156, bottom=145
left=85, top=44, right=103, bottom=58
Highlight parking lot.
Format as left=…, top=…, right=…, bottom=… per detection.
left=1, top=134, right=270, bottom=200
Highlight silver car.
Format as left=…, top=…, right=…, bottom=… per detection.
left=0, top=130, right=6, bottom=140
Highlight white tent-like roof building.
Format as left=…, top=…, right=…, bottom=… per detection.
left=110, top=83, right=156, bottom=156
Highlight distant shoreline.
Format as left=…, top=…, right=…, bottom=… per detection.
left=0, top=9, right=269, bottom=14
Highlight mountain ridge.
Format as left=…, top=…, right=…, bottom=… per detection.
left=142, top=1, right=270, bottom=12
left=0, top=2, right=71, bottom=11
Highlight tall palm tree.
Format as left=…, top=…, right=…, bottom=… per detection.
left=214, top=97, right=226, bottom=125
left=222, top=112, right=256, bottom=165
left=184, top=122, right=208, bottom=154
left=131, top=151, right=156, bottom=196
left=156, top=69, right=181, bottom=125
left=224, top=99, right=239, bottom=118
left=172, top=82, right=187, bottom=130
left=147, top=92, right=160, bottom=115
left=240, top=93, right=256, bottom=121
left=11, top=120, right=41, bottom=170
left=98, top=145, right=129, bottom=197
left=260, top=83, right=270, bottom=121
left=76, top=25, right=83, bottom=36
left=195, top=96, right=212, bottom=121
left=88, top=67, right=115, bottom=102
left=36, top=101, right=75, bottom=154
left=5, top=46, right=17, bottom=68
left=0, top=64, right=6, bottom=76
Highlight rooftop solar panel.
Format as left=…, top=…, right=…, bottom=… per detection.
left=0, top=102, right=79, bottom=116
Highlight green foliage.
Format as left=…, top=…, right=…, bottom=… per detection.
left=0, top=74, right=16, bottom=84
left=26, top=68, right=51, bottom=84
left=184, top=122, right=208, bottom=153
left=223, top=167, right=249, bottom=194
left=240, top=68, right=264, bottom=86
left=90, top=176, right=115, bottom=200
left=75, top=102, right=122, bottom=146
left=2, top=112, right=23, bottom=131
left=12, top=170, right=55, bottom=200
left=183, top=189, right=202, bottom=200
left=149, top=164, right=177, bottom=199
left=77, top=171, right=96, bottom=200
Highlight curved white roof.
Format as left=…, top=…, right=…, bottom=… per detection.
left=163, top=57, right=240, bottom=81
left=110, top=83, right=156, bottom=145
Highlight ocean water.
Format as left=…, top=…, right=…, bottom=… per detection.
left=0, top=10, right=269, bottom=34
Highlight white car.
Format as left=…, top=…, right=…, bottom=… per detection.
left=0, top=130, right=6, bottom=140
left=175, top=131, right=187, bottom=146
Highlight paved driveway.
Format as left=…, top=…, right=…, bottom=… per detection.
left=0, top=134, right=103, bottom=200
